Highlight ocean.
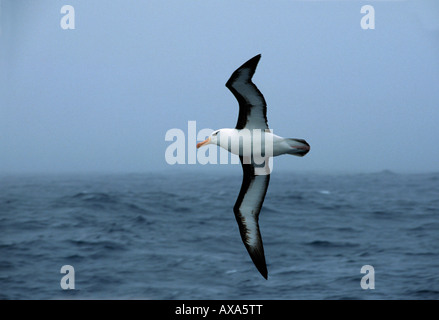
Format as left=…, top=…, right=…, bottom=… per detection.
left=1, top=171, right=438, bottom=300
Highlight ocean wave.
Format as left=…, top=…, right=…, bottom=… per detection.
left=304, top=240, right=360, bottom=248
left=1, top=172, right=438, bottom=299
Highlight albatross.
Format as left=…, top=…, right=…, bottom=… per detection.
left=196, top=54, right=310, bottom=279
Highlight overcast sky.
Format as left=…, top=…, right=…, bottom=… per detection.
left=1, top=0, right=438, bottom=174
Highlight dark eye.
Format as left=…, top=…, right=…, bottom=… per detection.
left=212, top=131, right=219, bottom=136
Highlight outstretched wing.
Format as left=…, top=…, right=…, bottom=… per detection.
left=233, top=156, right=270, bottom=279
left=226, top=54, right=269, bottom=130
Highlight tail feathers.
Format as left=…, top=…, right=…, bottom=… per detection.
left=285, top=138, right=310, bottom=157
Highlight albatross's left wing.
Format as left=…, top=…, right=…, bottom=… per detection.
left=234, top=157, right=270, bottom=279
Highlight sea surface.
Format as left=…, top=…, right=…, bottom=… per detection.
left=1, top=172, right=438, bottom=300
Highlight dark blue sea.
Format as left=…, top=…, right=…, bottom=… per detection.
left=1, top=172, right=438, bottom=300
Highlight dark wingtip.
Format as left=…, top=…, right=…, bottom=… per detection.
left=248, top=246, right=268, bottom=280
left=234, top=54, right=262, bottom=73
left=242, top=54, right=261, bottom=69
left=258, top=263, right=268, bottom=280
left=251, top=53, right=262, bottom=60
left=225, top=54, right=263, bottom=89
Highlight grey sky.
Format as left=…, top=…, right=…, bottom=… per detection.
left=1, top=0, right=438, bottom=174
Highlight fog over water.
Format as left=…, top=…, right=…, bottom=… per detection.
left=1, top=0, right=439, bottom=174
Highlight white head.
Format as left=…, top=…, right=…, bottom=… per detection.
left=196, top=129, right=222, bottom=149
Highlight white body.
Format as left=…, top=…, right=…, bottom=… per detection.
left=211, top=128, right=302, bottom=158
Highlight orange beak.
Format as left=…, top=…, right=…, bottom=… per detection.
left=196, top=137, right=211, bottom=149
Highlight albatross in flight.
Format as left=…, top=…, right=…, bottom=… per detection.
left=196, top=54, right=310, bottom=279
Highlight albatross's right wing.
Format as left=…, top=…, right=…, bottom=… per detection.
left=234, top=157, right=270, bottom=279
left=226, top=54, right=269, bottom=131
